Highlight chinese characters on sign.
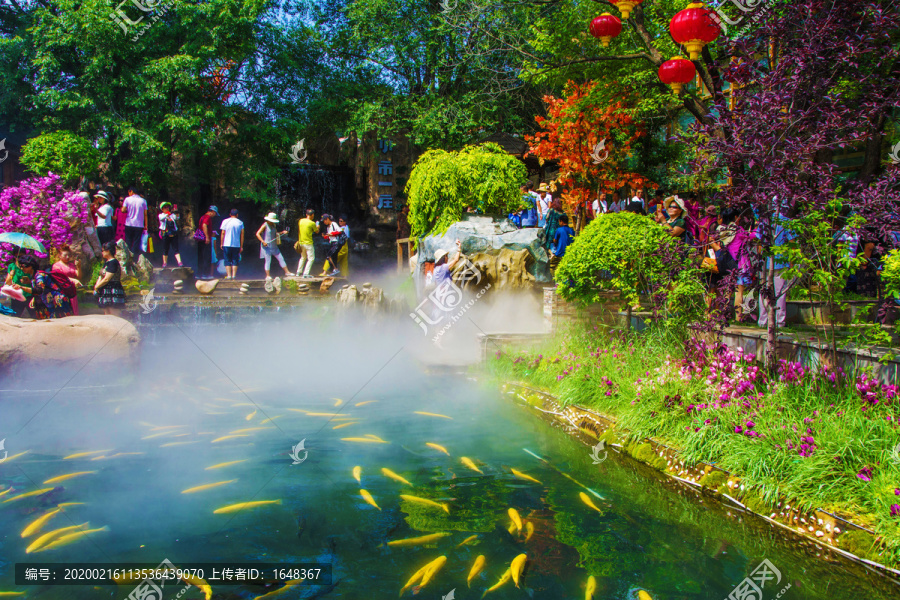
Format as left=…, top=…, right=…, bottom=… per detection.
left=376, top=140, right=394, bottom=210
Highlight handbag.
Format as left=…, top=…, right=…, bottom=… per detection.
left=141, top=231, right=149, bottom=252
left=701, top=249, right=718, bottom=273
left=193, top=228, right=206, bottom=242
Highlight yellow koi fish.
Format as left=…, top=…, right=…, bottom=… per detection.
left=3, top=451, right=28, bottom=463
left=180, top=573, right=213, bottom=600
left=399, top=556, right=444, bottom=597
left=149, top=425, right=184, bottom=431
left=364, top=434, right=386, bottom=441
left=332, top=421, right=359, bottom=430
left=399, top=494, right=449, bottom=514
left=483, top=569, right=512, bottom=597
left=341, top=437, right=388, bottom=444
left=359, top=489, right=381, bottom=511
left=57, top=503, right=84, bottom=508
left=3, top=488, right=53, bottom=504
left=305, top=412, right=344, bottom=417
left=252, top=578, right=304, bottom=599
left=287, top=408, right=308, bottom=413
left=0, top=487, right=12, bottom=499
left=412, top=555, right=446, bottom=595
left=206, top=459, right=248, bottom=470
left=638, top=591, right=653, bottom=600
left=510, top=554, right=527, bottom=587
left=579, top=492, right=603, bottom=513
left=231, top=403, right=256, bottom=407
left=461, top=457, right=483, bottom=474
left=160, top=441, right=199, bottom=448
left=507, top=522, right=516, bottom=535
left=524, top=521, right=534, bottom=542
left=381, top=468, right=412, bottom=486
left=425, top=442, right=450, bottom=456
left=181, top=480, right=237, bottom=494
left=245, top=410, right=257, bottom=421
left=259, top=416, right=282, bottom=425
left=352, top=466, right=362, bottom=484
left=211, top=434, right=250, bottom=443
left=385, top=532, right=450, bottom=547
left=63, top=450, right=110, bottom=460
left=92, top=452, right=144, bottom=460
left=508, top=508, right=523, bottom=534
left=586, top=575, right=597, bottom=600
left=333, top=398, right=343, bottom=406
left=213, top=500, right=282, bottom=514
left=0, top=592, right=25, bottom=597
left=21, top=509, right=61, bottom=538
left=355, top=401, right=377, bottom=407
left=26, top=523, right=89, bottom=553
left=511, top=469, right=541, bottom=484
left=140, top=431, right=176, bottom=440
left=413, top=411, right=452, bottom=420
left=467, top=555, right=486, bottom=587
left=457, top=534, right=478, bottom=547
left=36, top=526, right=109, bottom=552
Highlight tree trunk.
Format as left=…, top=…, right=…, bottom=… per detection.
left=626, top=303, right=633, bottom=334
left=765, top=259, right=778, bottom=370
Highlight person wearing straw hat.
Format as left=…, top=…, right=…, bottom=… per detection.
left=256, top=212, right=294, bottom=279
left=536, top=183, right=552, bottom=228
left=655, top=195, right=687, bottom=239
left=158, top=202, right=184, bottom=268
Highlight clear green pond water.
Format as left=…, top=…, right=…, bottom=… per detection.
left=0, top=317, right=897, bottom=600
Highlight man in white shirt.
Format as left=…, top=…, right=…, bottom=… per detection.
left=123, top=186, right=148, bottom=257
left=630, top=188, right=645, bottom=211
left=219, top=208, right=245, bottom=280
left=94, top=191, right=115, bottom=245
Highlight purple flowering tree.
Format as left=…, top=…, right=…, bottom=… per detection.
left=694, top=0, right=900, bottom=368
left=0, top=174, right=91, bottom=266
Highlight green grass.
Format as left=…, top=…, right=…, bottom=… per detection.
left=487, top=323, right=900, bottom=564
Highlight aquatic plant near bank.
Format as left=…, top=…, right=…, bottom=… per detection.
left=489, top=325, right=900, bottom=564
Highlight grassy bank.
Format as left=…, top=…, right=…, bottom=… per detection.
left=486, top=324, right=900, bottom=565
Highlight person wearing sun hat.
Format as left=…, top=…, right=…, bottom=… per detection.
left=158, top=201, right=183, bottom=268
left=655, top=195, right=687, bottom=239
left=536, top=183, right=552, bottom=228
left=94, top=191, right=115, bottom=245
left=256, top=212, right=294, bottom=280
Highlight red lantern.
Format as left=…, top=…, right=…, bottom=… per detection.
left=658, top=56, right=696, bottom=94
left=608, top=0, right=643, bottom=20
left=669, top=2, right=720, bottom=60
left=589, top=14, right=622, bottom=47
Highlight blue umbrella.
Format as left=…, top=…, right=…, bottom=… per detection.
left=0, top=232, right=47, bottom=254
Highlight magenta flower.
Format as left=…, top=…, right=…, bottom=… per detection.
left=857, top=467, right=873, bottom=482
left=891, top=504, right=900, bottom=517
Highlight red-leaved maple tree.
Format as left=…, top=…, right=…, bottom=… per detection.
left=526, top=81, right=653, bottom=216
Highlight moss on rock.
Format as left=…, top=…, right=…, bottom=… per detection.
left=632, top=443, right=656, bottom=464
left=699, top=470, right=729, bottom=490
left=839, top=530, right=880, bottom=561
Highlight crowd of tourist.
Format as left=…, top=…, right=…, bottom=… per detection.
left=507, top=182, right=888, bottom=326
left=0, top=186, right=359, bottom=320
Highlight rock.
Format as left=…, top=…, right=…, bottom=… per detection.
left=140, top=289, right=150, bottom=296
left=264, top=280, right=275, bottom=293
left=195, top=279, right=219, bottom=294
left=320, top=277, right=335, bottom=293
left=415, top=218, right=551, bottom=293
left=0, top=315, right=140, bottom=376
left=274, top=277, right=282, bottom=293
left=362, top=282, right=372, bottom=289
left=337, top=285, right=359, bottom=305
left=173, top=280, right=184, bottom=287
left=135, top=255, right=154, bottom=283
left=115, top=240, right=135, bottom=276
left=342, top=284, right=349, bottom=290
left=151, top=266, right=195, bottom=285
left=298, top=283, right=310, bottom=291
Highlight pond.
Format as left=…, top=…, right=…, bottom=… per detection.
left=0, top=315, right=897, bottom=599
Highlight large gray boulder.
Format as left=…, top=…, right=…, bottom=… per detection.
left=415, top=216, right=551, bottom=291
left=0, top=315, right=140, bottom=375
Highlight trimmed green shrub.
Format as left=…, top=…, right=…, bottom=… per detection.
left=21, top=131, right=100, bottom=185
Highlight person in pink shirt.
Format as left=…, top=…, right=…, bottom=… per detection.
left=50, top=246, right=84, bottom=315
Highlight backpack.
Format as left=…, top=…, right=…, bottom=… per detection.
left=48, top=271, right=78, bottom=299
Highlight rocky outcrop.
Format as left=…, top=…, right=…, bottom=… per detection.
left=0, top=315, right=140, bottom=375
left=335, top=283, right=392, bottom=318
left=415, top=217, right=550, bottom=293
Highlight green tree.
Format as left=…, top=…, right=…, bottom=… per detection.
left=20, top=131, right=101, bottom=185
left=406, top=143, right=526, bottom=238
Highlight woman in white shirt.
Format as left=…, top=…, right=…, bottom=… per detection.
left=94, top=191, right=115, bottom=245
left=158, top=202, right=183, bottom=268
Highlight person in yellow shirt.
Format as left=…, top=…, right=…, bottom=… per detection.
left=294, top=209, right=318, bottom=278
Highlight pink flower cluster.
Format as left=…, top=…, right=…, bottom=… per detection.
left=680, top=340, right=762, bottom=405
left=0, top=174, right=89, bottom=265
left=855, top=373, right=898, bottom=408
